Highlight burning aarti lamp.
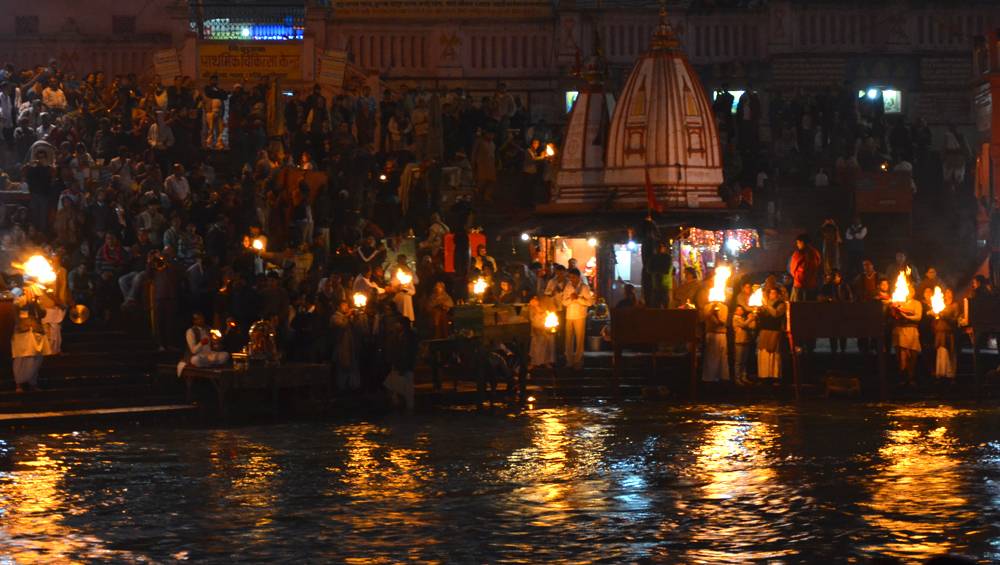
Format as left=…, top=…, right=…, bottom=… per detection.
left=891, top=269, right=911, bottom=304
left=472, top=277, right=488, bottom=299
left=14, top=254, right=57, bottom=286
left=352, top=292, right=368, bottom=309
left=544, top=311, right=559, bottom=334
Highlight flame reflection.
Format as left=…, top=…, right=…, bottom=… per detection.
left=332, top=423, right=440, bottom=560
left=205, top=432, right=281, bottom=535
left=500, top=409, right=611, bottom=528
left=861, top=406, right=975, bottom=559
left=0, top=434, right=126, bottom=561
left=683, top=412, right=796, bottom=562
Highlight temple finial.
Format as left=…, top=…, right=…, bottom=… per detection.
left=651, top=0, right=679, bottom=51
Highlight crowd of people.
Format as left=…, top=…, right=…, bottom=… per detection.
left=0, top=55, right=996, bottom=395
left=0, top=58, right=566, bottom=393
left=682, top=234, right=997, bottom=388
left=715, top=80, right=993, bottom=262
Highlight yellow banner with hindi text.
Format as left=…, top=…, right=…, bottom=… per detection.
left=198, top=43, right=302, bottom=83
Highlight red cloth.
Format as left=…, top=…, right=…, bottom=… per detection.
left=789, top=246, right=821, bottom=289
left=468, top=232, right=486, bottom=260
left=443, top=232, right=486, bottom=273
left=443, top=233, right=455, bottom=273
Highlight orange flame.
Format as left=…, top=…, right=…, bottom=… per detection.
left=891, top=269, right=911, bottom=304
left=708, top=265, right=731, bottom=303
left=931, top=286, right=945, bottom=315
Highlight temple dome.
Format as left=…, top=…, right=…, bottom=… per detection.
left=553, top=62, right=616, bottom=204
left=602, top=7, right=724, bottom=209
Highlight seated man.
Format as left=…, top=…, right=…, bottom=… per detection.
left=184, top=312, right=230, bottom=369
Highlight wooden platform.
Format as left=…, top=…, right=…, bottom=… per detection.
left=170, top=363, right=332, bottom=421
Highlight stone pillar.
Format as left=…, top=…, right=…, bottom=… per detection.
left=178, top=33, right=198, bottom=79
left=302, top=34, right=316, bottom=84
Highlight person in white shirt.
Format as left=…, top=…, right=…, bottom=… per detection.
left=560, top=267, right=595, bottom=370
left=390, top=265, right=417, bottom=324
left=147, top=111, right=174, bottom=174
left=41, top=77, right=67, bottom=112
left=352, top=265, right=386, bottom=300
left=35, top=112, right=54, bottom=140
left=181, top=313, right=229, bottom=373
left=164, top=164, right=191, bottom=207
left=0, top=82, right=21, bottom=139
left=148, top=112, right=175, bottom=149
left=544, top=264, right=568, bottom=303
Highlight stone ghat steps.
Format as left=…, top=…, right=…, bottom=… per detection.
left=0, top=404, right=197, bottom=428
left=59, top=336, right=161, bottom=354
left=0, top=389, right=186, bottom=415
left=35, top=328, right=172, bottom=383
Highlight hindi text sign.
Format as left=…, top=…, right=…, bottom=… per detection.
left=198, top=43, right=302, bottom=82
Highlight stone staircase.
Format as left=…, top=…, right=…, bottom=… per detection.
left=0, top=324, right=191, bottom=426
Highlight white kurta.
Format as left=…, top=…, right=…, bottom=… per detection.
left=393, top=282, right=416, bottom=322
left=935, top=348, right=956, bottom=379
left=702, top=333, right=729, bottom=382
left=43, top=306, right=65, bottom=355
left=183, top=327, right=229, bottom=375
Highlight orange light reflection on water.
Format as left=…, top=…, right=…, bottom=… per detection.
left=0, top=433, right=128, bottom=562
left=681, top=411, right=796, bottom=563
left=861, top=406, right=976, bottom=559
left=500, top=409, right=611, bottom=529
left=333, top=424, right=440, bottom=562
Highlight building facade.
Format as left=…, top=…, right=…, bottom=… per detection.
left=1, top=1, right=997, bottom=125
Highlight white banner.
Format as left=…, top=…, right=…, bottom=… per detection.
left=153, top=49, right=181, bottom=80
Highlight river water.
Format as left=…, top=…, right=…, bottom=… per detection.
left=1, top=402, right=999, bottom=563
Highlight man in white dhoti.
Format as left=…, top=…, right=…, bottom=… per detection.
left=891, top=289, right=923, bottom=386
left=389, top=257, right=417, bottom=325
left=756, top=288, right=787, bottom=382
left=184, top=313, right=229, bottom=370
left=12, top=284, right=53, bottom=392
left=701, top=300, right=730, bottom=382
left=528, top=295, right=556, bottom=369
left=560, top=268, right=594, bottom=370
left=43, top=253, right=69, bottom=355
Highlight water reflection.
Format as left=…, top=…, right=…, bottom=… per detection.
left=681, top=411, right=797, bottom=562
left=0, top=433, right=130, bottom=562
left=205, top=432, right=280, bottom=532
left=501, top=409, right=612, bottom=531
left=0, top=404, right=998, bottom=563
left=862, top=406, right=977, bottom=559
left=332, top=423, right=441, bottom=560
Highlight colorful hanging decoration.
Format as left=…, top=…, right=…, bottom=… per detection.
left=683, top=228, right=759, bottom=254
